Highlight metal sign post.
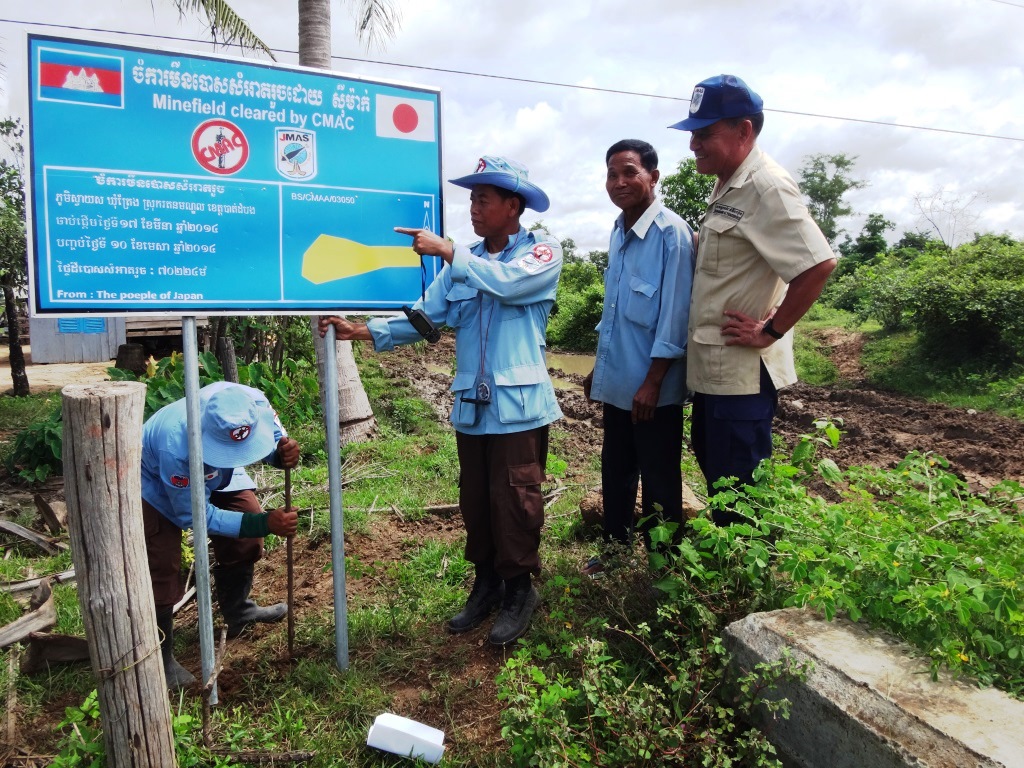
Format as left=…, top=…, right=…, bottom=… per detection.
left=182, top=316, right=217, bottom=702
left=324, top=326, right=349, bottom=670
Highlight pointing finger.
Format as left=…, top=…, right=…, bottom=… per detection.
left=394, top=226, right=422, bottom=237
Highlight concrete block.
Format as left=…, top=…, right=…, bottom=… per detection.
left=725, top=608, right=1024, bottom=768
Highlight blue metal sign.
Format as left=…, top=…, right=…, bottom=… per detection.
left=27, top=34, right=444, bottom=315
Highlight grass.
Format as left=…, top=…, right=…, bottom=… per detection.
left=793, top=330, right=838, bottom=386
left=0, top=355, right=595, bottom=765
left=3, top=320, right=1021, bottom=764
left=861, top=329, right=1024, bottom=419
left=793, top=304, right=1024, bottom=420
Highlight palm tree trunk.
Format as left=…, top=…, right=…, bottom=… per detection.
left=299, top=0, right=375, bottom=443
left=3, top=282, right=30, bottom=396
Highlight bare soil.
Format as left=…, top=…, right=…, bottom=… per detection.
left=3, top=328, right=1024, bottom=762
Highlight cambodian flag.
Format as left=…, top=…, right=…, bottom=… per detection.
left=37, top=48, right=124, bottom=108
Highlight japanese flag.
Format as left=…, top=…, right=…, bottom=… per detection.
left=375, top=94, right=435, bottom=142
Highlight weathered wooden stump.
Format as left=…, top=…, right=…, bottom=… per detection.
left=62, top=382, right=175, bottom=767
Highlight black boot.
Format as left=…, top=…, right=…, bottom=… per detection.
left=489, top=574, right=540, bottom=647
left=448, top=564, right=503, bottom=633
left=213, top=564, right=287, bottom=639
left=156, top=608, right=195, bottom=689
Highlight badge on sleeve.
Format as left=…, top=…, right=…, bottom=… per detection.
left=517, top=256, right=542, bottom=273
left=532, top=244, right=554, bottom=263
left=170, top=475, right=189, bottom=488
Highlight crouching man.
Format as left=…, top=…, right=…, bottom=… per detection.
left=142, top=382, right=299, bottom=688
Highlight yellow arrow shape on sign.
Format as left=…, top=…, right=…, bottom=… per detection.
left=301, top=235, right=420, bottom=285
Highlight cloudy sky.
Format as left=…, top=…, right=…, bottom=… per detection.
left=2, top=0, right=1022, bottom=253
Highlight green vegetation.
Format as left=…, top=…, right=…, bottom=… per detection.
left=547, top=260, right=603, bottom=352
left=821, top=230, right=1024, bottom=418
left=660, top=157, right=716, bottom=232
left=1, top=393, right=62, bottom=483
left=4, top=353, right=323, bottom=486
left=6, top=343, right=1023, bottom=765
left=5, top=190, right=1024, bottom=761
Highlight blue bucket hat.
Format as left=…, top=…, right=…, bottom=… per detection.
left=448, top=156, right=550, bottom=213
left=201, top=386, right=277, bottom=468
left=668, top=74, right=763, bottom=131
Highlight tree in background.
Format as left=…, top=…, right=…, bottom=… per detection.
left=835, top=213, right=894, bottom=278
left=0, top=118, right=29, bottom=396
left=913, top=189, right=982, bottom=251
left=660, top=158, right=715, bottom=232
left=798, top=153, right=865, bottom=248
left=547, top=260, right=603, bottom=352
left=587, top=249, right=608, bottom=274
left=171, top=0, right=275, bottom=56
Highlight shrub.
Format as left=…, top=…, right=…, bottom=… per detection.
left=4, top=406, right=63, bottom=483
left=548, top=261, right=603, bottom=352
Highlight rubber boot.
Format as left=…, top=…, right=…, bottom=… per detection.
left=213, top=564, right=287, bottom=639
left=448, top=563, right=503, bottom=633
left=156, top=608, right=195, bottom=689
left=489, top=574, right=540, bottom=647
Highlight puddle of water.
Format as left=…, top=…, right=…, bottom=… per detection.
left=546, top=351, right=595, bottom=377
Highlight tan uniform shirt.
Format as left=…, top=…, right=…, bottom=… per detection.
left=687, top=146, right=834, bottom=396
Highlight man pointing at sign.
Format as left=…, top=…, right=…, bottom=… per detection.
left=320, top=155, right=562, bottom=647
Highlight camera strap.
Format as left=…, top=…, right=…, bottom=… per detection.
left=465, top=230, right=523, bottom=406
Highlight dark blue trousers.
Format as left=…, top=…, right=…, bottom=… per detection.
left=691, top=362, right=777, bottom=525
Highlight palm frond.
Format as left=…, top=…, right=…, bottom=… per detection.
left=350, top=0, right=402, bottom=52
left=169, top=0, right=276, bottom=60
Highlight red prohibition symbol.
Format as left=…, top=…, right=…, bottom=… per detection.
left=191, top=119, right=250, bottom=175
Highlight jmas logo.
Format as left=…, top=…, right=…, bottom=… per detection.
left=192, top=119, right=249, bottom=175
left=276, top=128, right=316, bottom=180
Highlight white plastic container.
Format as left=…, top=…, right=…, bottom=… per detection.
left=366, top=712, right=445, bottom=764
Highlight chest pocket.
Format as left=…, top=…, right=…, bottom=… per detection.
left=445, top=284, right=479, bottom=328
left=624, top=275, right=659, bottom=327
left=698, top=215, right=740, bottom=277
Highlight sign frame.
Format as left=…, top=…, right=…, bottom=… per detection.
left=25, top=33, right=446, bottom=318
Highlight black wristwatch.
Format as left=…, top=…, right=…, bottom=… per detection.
left=761, top=318, right=784, bottom=340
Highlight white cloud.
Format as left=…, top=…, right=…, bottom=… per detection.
left=2, top=0, right=1020, bottom=254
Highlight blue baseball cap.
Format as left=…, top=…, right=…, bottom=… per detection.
left=448, top=156, right=550, bottom=213
left=668, top=75, right=763, bottom=131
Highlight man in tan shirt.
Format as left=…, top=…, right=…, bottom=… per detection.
left=669, top=74, right=836, bottom=524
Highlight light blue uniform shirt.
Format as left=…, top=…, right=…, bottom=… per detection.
left=590, top=202, right=695, bottom=411
left=141, top=383, right=285, bottom=536
left=368, top=227, right=563, bottom=435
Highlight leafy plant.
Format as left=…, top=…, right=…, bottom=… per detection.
left=4, top=406, right=63, bottom=483
left=107, top=350, right=223, bottom=417
left=50, top=691, right=237, bottom=767
left=677, top=419, right=1024, bottom=692
left=51, top=690, right=104, bottom=768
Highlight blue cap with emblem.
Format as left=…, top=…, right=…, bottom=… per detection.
left=201, top=387, right=277, bottom=468
left=448, top=156, right=550, bottom=213
left=668, top=74, right=763, bottom=132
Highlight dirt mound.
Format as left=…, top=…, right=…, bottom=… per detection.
left=384, top=335, right=1024, bottom=492
left=775, top=383, right=1024, bottom=490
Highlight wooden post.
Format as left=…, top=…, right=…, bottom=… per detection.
left=62, top=382, right=175, bottom=767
